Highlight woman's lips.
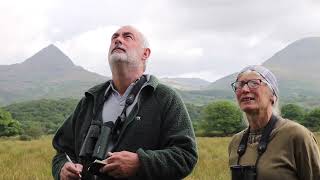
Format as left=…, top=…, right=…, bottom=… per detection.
left=241, top=96, right=255, bottom=102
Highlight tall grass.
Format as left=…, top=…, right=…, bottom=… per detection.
left=0, top=135, right=319, bottom=179
left=186, top=137, right=231, bottom=180
left=0, top=136, right=54, bottom=180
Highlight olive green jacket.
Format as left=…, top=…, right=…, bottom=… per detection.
left=229, top=117, right=320, bottom=180
left=52, top=75, right=198, bottom=180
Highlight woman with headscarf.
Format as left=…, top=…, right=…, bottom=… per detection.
left=228, top=65, right=320, bottom=180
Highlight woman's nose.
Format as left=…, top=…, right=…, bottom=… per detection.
left=240, top=83, right=250, bottom=92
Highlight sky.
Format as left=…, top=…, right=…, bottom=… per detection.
left=1, top=0, right=320, bottom=82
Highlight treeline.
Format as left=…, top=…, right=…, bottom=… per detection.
left=1, top=98, right=320, bottom=139
left=281, top=103, right=320, bottom=131
left=187, top=101, right=320, bottom=136
left=1, top=98, right=78, bottom=139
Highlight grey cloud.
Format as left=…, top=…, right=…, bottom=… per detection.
left=169, top=0, right=320, bottom=38
left=1, top=0, right=319, bottom=82
left=46, top=0, right=147, bottom=41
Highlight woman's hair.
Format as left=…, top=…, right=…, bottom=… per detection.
left=236, top=68, right=281, bottom=125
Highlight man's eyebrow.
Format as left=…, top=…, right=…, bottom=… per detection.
left=122, top=32, right=135, bottom=37
left=111, top=33, right=119, bottom=39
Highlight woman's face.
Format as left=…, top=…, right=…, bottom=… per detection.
left=235, top=72, right=274, bottom=114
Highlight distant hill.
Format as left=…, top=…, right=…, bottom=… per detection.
left=263, top=37, right=320, bottom=101
left=160, top=77, right=210, bottom=90
left=0, top=44, right=211, bottom=105
left=204, top=37, right=320, bottom=107
left=0, top=45, right=107, bottom=105
left=1, top=37, right=320, bottom=107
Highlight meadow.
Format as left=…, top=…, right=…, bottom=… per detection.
left=0, top=136, right=230, bottom=180
left=0, top=135, right=319, bottom=180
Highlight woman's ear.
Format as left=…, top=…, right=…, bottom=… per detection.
left=271, top=95, right=276, bottom=105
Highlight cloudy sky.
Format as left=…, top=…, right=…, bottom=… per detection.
left=1, top=0, right=319, bottom=82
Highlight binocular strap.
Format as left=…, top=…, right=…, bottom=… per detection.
left=236, top=114, right=278, bottom=177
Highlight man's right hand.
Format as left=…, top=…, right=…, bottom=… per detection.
left=60, top=162, right=83, bottom=180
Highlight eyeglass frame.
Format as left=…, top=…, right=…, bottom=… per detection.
left=231, top=79, right=268, bottom=92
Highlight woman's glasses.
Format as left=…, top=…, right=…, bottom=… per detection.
left=231, top=79, right=266, bottom=92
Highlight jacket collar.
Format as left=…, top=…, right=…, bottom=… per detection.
left=84, top=75, right=159, bottom=109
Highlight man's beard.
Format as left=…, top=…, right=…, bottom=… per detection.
left=109, top=52, right=129, bottom=63
left=108, top=49, right=140, bottom=68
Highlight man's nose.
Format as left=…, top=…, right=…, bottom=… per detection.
left=114, top=38, right=122, bottom=46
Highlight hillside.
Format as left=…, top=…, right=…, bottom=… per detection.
left=1, top=37, right=320, bottom=107
left=3, top=98, right=78, bottom=134
left=0, top=44, right=213, bottom=105
left=160, top=77, right=210, bottom=90
left=204, top=37, right=320, bottom=106
left=0, top=45, right=107, bottom=105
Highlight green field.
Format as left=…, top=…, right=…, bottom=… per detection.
left=0, top=135, right=319, bottom=180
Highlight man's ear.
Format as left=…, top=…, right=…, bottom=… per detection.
left=142, top=48, right=151, bottom=61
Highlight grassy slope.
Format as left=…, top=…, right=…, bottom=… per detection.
left=1, top=135, right=319, bottom=179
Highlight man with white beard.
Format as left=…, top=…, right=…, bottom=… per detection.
left=52, top=25, right=198, bottom=180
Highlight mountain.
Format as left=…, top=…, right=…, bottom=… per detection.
left=160, top=77, right=210, bottom=90
left=0, top=44, right=107, bottom=105
left=1, top=37, right=320, bottom=107
left=204, top=37, right=320, bottom=107
left=0, top=44, right=210, bottom=105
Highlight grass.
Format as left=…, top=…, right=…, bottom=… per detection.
left=186, top=137, right=230, bottom=180
left=0, top=136, right=54, bottom=180
left=0, top=134, right=319, bottom=179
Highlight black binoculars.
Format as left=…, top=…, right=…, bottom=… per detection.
left=79, top=121, right=114, bottom=176
left=230, top=165, right=257, bottom=180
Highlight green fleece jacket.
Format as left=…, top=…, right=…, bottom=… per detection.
left=229, top=117, right=320, bottom=180
left=52, top=75, right=198, bottom=180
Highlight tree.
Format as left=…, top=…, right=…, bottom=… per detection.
left=303, top=107, right=320, bottom=131
left=23, top=121, right=44, bottom=139
left=185, top=103, right=203, bottom=121
left=0, top=108, right=22, bottom=136
left=185, top=103, right=204, bottom=132
left=281, top=103, right=305, bottom=124
left=3, top=98, right=78, bottom=135
left=201, top=100, right=244, bottom=135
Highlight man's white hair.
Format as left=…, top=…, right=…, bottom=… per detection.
left=125, top=25, right=150, bottom=49
left=124, top=25, right=150, bottom=71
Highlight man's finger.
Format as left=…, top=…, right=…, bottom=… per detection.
left=100, top=162, right=118, bottom=173
left=65, top=163, right=80, bottom=174
left=65, top=171, right=80, bottom=180
left=61, top=163, right=82, bottom=180
left=74, top=164, right=83, bottom=170
left=106, top=153, right=121, bottom=163
left=108, top=152, right=114, bottom=157
left=64, top=162, right=82, bottom=178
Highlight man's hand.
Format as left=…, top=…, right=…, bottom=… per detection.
left=60, top=162, right=83, bottom=180
left=100, top=151, right=140, bottom=179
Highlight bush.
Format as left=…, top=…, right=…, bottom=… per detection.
left=19, top=135, right=32, bottom=141
left=303, top=108, right=320, bottom=131
left=23, top=122, right=44, bottom=139
left=0, top=108, right=22, bottom=137
left=200, top=100, right=244, bottom=136
left=281, top=103, right=305, bottom=124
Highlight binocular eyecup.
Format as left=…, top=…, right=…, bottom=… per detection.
left=230, top=165, right=257, bottom=180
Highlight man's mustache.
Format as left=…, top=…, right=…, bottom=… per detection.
left=112, top=45, right=126, bottom=53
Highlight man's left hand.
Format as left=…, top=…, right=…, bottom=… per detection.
left=100, top=151, right=140, bottom=179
